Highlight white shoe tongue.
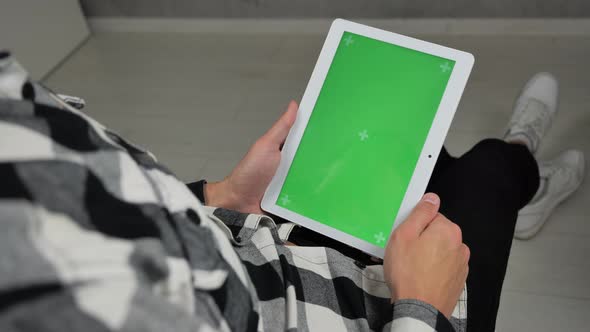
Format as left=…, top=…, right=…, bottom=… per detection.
left=505, top=98, right=552, bottom=153
left=520, top=98, right=551, bottom=129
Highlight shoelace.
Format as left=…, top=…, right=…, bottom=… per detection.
left=543, top=164, right=560, bottom=178
left=511, top=98, right=552, bottom=135
left=540, top=160, right=574, bottom=186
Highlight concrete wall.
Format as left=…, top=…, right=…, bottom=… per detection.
left=80, top=0, right=590, bottom=18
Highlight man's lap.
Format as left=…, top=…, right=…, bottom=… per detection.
left=206, top=206, right=468, bottom=331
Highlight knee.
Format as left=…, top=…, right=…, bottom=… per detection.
left=472, top=138, right=513, bottom=155
left=459, top=138, right=534, bottom=183
left=467, top=138, right=540, bottom=202
left=469, top=139, right=532, bottom=168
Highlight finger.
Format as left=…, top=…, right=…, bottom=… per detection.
left=421, top=215, right=463, bottom=251
left=398, top=193, right=440, bottom=237
left=425, top=217, right=462, bottom=244
left=460, top=258, right=470, bottom=283
left=460, top=243, right=471, bottom=264
left=263, top=100, right=298, bottom=145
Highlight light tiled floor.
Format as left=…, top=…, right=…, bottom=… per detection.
left=45, top=31, right=590, bottom=331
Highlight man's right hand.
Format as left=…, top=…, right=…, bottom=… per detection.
left=383, top=193, right=470, bottom=318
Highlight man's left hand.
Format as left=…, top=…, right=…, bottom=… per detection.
left=204, top=101, right=298, bottom=214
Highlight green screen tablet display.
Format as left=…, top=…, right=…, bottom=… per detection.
left=277, top=32, right=455, bottom=248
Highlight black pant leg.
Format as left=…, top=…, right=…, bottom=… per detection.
left=426, top=139, right=539, bottom=332
left=430, top=146, right=457, bottom=184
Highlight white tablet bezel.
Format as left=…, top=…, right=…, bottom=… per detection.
left=261, top=19, right=474, bottom=258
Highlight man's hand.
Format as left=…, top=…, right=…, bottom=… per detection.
left=204, top=101, right=298, bottom=214
left=383, top=193, right=470, bottom=318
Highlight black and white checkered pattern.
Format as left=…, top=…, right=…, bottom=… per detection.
left=0, top=52, right=466, bottom=331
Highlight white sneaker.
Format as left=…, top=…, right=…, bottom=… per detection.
left=504, top=72, right=559, bottom=154
left=515, top=150, right=585, bottom=239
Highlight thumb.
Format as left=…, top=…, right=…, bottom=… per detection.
left=263, top=100, right=298, bottom=145
left=399, top=193, right=440, bottom=237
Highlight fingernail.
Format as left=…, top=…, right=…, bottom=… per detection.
left=422, top=193, right=439, bottom=205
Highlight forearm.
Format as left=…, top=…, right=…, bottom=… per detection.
left=186, top=179, right=240, bottom=210
left=204, top=180, right=241, bottom=210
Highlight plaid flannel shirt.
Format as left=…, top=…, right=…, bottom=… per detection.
left=0, top=52, right=467, bottom=331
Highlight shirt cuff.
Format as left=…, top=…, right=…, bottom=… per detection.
left=391, top=299, right=455, bottom=332
left=186, top=180, right=207, bottom=203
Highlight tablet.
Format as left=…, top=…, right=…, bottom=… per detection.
left=261, top=19, right=474, bottom=258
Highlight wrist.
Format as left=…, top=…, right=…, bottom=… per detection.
left=204, top=179, right=239, bottom=210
